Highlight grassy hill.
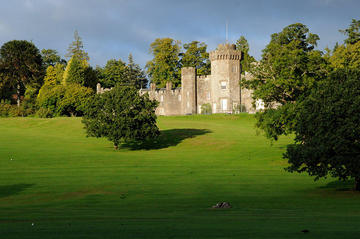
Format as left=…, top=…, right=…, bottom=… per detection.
left=0, top=115, right=359, bottom=238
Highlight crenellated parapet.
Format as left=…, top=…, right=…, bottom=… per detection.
left=209, top=43, right=242, bottom=62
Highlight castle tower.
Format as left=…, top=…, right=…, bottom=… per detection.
left=209, top=43, right=242, bottom=113
left=181, top=67, right=197, bottom=114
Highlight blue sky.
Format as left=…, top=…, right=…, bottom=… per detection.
left=0, top=0, right=358, bottom=68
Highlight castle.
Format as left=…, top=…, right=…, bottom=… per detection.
left=97, top=43, right=261, bottom=115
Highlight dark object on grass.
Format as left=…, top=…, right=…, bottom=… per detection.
left=212, top=202, right=231, bottom=208
left=301, top=229, right=310, bottom=233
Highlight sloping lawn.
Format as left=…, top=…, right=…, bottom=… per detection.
left=0, top=115, right=359, bottom=238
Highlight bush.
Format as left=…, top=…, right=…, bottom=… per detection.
left=200, top=103, right=212, bottom=114
left=57, top=84, right=93, bottom=116
left=82, top=85, right=159, bottom=149
left=0, top=100, right=12, bottom=117
left=36, top=107, right=54, bottom=118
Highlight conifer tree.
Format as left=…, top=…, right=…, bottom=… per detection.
left=65, top=30, right=90, bottom=62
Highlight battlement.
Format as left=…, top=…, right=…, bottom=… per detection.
left=197, top=75, right=210, bottom=80
left=209, top=44, right=242, bottom=61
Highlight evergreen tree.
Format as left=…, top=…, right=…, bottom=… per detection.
left=82, top=85, right=159, bottom=149
left=0, top=40, right=44, bottom=106
left=127, top=53, right=148, bottom=89
left=65, top=30, right=90, bottom=62
left=236, top=36, right=255, bottom=72
left=243, top=23, right=328, bottom=140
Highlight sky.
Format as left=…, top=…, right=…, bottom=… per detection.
left=0, top=0, right=359, bottom=68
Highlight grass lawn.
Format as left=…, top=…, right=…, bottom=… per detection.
left=0, top=114, right=359, bottom=238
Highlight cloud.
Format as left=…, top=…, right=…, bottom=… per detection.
left=0, top=0, right=359, bottom=67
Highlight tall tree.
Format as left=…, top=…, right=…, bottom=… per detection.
left=43, top=63, right=65, bottom=86
left=65, top=30, right=90, bottom=62
left=180, top=41, right=210, bottom=76
left=127, top=54, right=148, bottom=89
left=63, top=56, right=97, bottom=90
left=339, top=19, right=360, bottom=45
left=41, top=49, right=65, bottom=68
left=0, top=40, right=44, bottom=106
left=243, top=23, right=328, bottom=140
left=146, top=38, right=181, bottom=88
left=236, top=36, right=255, bottom=72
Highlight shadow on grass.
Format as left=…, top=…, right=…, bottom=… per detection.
left=0, top=184, right=34, bottom=198
left=120, top=128, right=212, bottom=150
left=320, top=180, right=355, bottom=191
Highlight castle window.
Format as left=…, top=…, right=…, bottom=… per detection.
left=220, top=81, right=227, bottom=90
left=178, top=95, right=181, bottom=101
left=207, top=92, right=211, bottom=100
left=160, top=95, right=164, bottom=102
left=232, top=66, right=237, bottom=72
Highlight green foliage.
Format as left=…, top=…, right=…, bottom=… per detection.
left=41, top=49, right=64, bottom=68
left=0, top=40, right=44, bottom=106
left=339, top=19, right=360, bottom=45
left=0, top=100, right=31, bottom=117
left=36, top=84, right=66, bottom=116
left=82, top=85, right=160, bottom=148
left=36, top=107, right=54, bottom=118
left=65, top=30, right=90, bottom=61
left=44, top=63, right=65, bottom=86
left=98, top=59, right=127, bottom=88
left=99, top=55, right=147, bottom=89
left=36, top=83, right=93, bottom=117
left=126, top=54, right=148, bottom=89
left=22, top=86, right=38, bottom=115
left=57, top=84, right=93, bottom=117
left=330, top=41, right=360, bottom=70
left=146, top=38, right=181, bottom=88
left=180, top=41, right=210, bottom=76
left=243, top=23, right=329, bottom=140
left=284, top=69, right=360, bottom=190
left=0, top=100, right=12, bottom=117
left=236, top=36, right=255, bottom=72
left=200, top=103, right=212, bottom=114
left=63, top=56, right=97, bottom=90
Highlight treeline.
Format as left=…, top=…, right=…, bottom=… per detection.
left=0, top=31, right=253, bottom=117
left=0, top=31, right=148, bottom=117
left=145, top=37, right=254, bottom=88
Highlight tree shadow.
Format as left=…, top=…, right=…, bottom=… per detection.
left=319, top=180, right=355, bottom=191
left=0, top=184, right=35, bottom=198
left=120, top=128, right=212, bottom=150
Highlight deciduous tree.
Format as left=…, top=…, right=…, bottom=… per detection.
left=243, top=23, right=329, bottom=140
left=146, top=38, right=181, bottom=88
left=180, top=41, right=210, bottom=76
left=285, top=68, right=360, bottom=190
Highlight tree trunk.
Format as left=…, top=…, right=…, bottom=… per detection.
left=355, top=178, right=360, bottom=191
left=17, top=83, right=21, bottom=107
